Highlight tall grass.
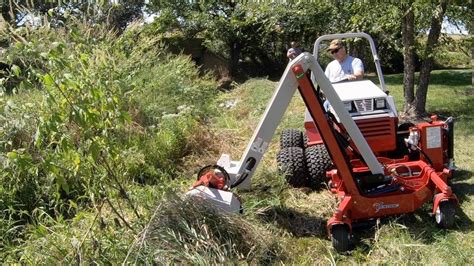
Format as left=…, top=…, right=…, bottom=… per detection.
left=0, top=21, right=218, bottom=263
left=130, top=194, right=282, bottom=264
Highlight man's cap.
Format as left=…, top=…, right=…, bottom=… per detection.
left=327, top=39, right=343, bottom=51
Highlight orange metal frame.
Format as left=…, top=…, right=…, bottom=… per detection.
left=292, top=64, right=457, bottom=234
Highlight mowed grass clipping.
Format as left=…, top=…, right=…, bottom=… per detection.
left=202, top=69, right=473, bottom=264
left=135, top=193, right=283, bottom=264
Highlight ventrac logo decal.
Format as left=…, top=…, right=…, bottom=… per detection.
left=373, top=202, right=400, bottom=213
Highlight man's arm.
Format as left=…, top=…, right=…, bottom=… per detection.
left=350, top=58, right=364, bottom=80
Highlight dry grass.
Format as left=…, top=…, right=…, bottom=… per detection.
left=133, top=193, right=283, bottom=264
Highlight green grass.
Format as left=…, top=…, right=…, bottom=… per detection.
left=209, top=69, right=473, bottom=264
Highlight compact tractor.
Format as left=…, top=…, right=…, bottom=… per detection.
left=187, top=33, right=457, bottom=252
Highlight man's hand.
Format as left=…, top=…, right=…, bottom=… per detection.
left=347, top=74, right=358, bottom=80
left=348, top=72, right=363, bottom=80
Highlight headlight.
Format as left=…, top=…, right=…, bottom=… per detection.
left=375, top=98, right=386, bottom=109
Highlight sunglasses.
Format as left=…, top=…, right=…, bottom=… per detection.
left=331, top=48, right=340, bottom=54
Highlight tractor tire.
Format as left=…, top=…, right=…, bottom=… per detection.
left=280, top=129, right=304, bottom=149
left=331, top=224, right=351, bottom=253
left=303, top=133, right=308, bottom=148
left=305, top=144, right=332, bottom=187
left=277, top=147, right=308, bottom=187
left=435, top=200, right=456, bottom=228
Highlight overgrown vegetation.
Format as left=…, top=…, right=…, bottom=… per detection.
left=0, top=2, right=472, bottom=264
left=137, top=195, right=282, bottom=263
left=0, top=21, right=221, bottom=263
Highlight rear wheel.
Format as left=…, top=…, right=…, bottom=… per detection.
left=280, top=129, right=304, bottom=149
left=305, top=144, right=332, bottom=187
left=435, top=200, right=456, bottom=228
left=331, top=224, right=351, bottom=253
left=277, top=147, right=308, bottom=187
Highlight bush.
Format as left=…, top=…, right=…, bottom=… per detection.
left=433, top=37, right=471, bottom=69
left=0, top=20, right=218, bottom=255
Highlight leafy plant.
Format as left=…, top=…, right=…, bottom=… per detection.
left=0, top=20, right=218, bottom=261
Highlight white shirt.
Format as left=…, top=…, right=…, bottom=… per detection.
left=324, top=56, right=364, bottom=82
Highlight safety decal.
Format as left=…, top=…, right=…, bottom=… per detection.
left=426, top=127, right=441, bottom=149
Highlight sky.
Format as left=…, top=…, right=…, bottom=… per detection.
left=441, top=18, right=469, bottom=35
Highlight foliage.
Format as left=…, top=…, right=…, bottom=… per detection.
left=1, top=1, right=145, bottom=31
left=0, top=2, right=472, bottom=263
left=0, top=20, right=217, bottom=261
left=434, top=36, right=471, bottom=68
left=146, top=2, right=335, bottom=76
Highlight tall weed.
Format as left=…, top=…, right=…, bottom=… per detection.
left=128, top=194, right=282, bottom=264
left=0, top=20, right=218, bottom=260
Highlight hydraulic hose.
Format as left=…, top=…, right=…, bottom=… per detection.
left=230, top=157, right=256, bottom=189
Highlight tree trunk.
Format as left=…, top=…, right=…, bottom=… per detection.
left=1, top=1, right=13, bottom=24
left=229, top=41, right=241, bottom=78
left=401, top=1, right=416, bottom=117
left=414, top=0, right=448, bottom=116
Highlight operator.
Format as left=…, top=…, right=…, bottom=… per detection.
left=323, top=39, right=364, bottom=110
left=325, top=39, right=364, bottom=82
left=287, top=41, right=302, bottom=60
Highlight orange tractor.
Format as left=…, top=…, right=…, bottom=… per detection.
left=188, top=33, right=457, bottom=252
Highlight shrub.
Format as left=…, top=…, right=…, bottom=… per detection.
left=0, top=20, right=218, bottom=252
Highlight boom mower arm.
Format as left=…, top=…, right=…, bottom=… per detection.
left=217, top=53, right=383, bottom=190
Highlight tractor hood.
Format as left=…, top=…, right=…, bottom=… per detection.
left=332, top=80, right=386, bottom=101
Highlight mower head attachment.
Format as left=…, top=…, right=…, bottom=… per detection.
left=186, top=164, right=242, bottom=213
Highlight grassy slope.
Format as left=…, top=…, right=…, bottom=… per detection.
left=210, top=69, right=473, bottom=263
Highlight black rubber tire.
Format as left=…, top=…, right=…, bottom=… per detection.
left=280, top=129, right=304, bottom=149
left=303, top=133, right=308, bottom=148
left=435, top=200, right=456, bottom=228
left=305, top=144, right=332, bottom=186
left=276, top=147, right=308, bottom=187
left=331, top=224, right=351, bottom=253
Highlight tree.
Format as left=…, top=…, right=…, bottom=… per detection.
left=397, top=0, right=450, bottom=118
left=1, top=1, right=145, bottom=32
left=103, top=0, right=145, bottom=32
left=401, top=1, right=416, bottom=114
left=335, top=1, right=465, bottom=118
left=146, top=1, right=335, bottom=77
left=411, top=0, right=448, bottom=117
left=1, top=1, right=57, bottom=25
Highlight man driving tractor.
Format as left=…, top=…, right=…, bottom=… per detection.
left=325, top=39, right=364, bottom=82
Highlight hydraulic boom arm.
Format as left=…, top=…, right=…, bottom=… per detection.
left=216, top=53, right=383, bottom=191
